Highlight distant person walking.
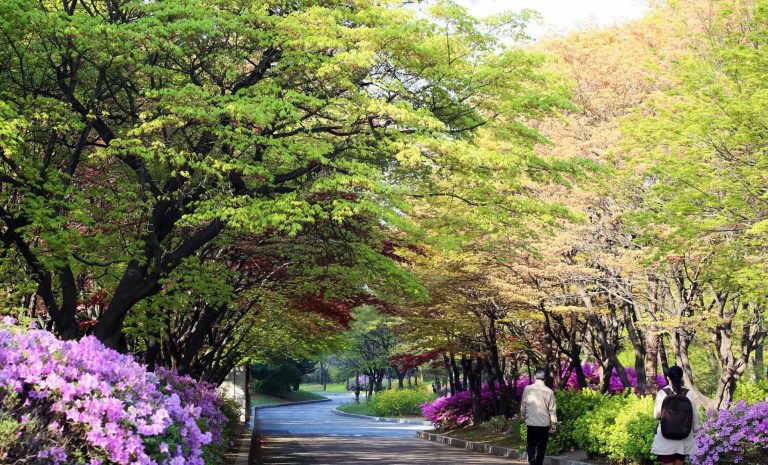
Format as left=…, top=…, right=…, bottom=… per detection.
left=651, top=366, right=699, bottom=465
left=520, top=369, right=557, bottom=465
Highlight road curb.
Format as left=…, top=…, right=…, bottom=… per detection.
left=332, top=406, right=433, bottom=426
left=253, top=397, right=332, bottom=411
left=416, top=431, right=594, bottom=465
left=232, top=426, right=251, bottom=465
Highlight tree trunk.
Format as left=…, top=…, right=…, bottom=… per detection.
left=443, top=355, right=455, bottom=395
left=644, top=274, right=661, bottom=395
left=672, top=329, right=713, bottom=410
left=463, top=357, right=485, bottom=424
left=571, top=344, right=588, bottom=389
left=621, top=302, right=648, bottom=394
left=659, top=335, right=670, bottom=374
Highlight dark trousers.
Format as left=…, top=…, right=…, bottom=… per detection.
left=526, top=425, right=549, bottom=465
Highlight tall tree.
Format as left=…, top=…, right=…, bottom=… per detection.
left=0, top=0, right=565, bottom=349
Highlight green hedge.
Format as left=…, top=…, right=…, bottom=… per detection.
left=521, top=389, right=657, bottom=465
left=369, top=388, right=435, bottom=417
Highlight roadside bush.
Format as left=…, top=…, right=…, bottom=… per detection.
left=422, top=363, right=666, bottom=432
left=420, top=384, right=499, bottom=430
left=692, top=401, right=768, bottom=465
left=520, top=390, right=656, bottom=464
left=370, top=388, right=434, bottom=417
left=0, top=318, right=232, bottom=465
left=571, top=391, right=656, bottom=464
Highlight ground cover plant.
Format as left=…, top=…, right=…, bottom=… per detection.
left=0, top=318, right=235, bottom=465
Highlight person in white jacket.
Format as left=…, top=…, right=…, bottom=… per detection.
left=651, top=366, right=699, bottom=465
left=520, top=369, right=557, bottom=465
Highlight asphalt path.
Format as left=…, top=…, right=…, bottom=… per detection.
left=252, top=392, right=524, bottom=464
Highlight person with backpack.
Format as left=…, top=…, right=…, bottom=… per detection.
left=651, top=366, right=699, bottom=465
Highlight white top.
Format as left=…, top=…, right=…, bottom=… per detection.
left=520, top=380, right=557, bottom=427
left=650, top=387, right=699, bottom=456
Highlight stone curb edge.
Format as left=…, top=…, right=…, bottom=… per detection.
left=416, top=431, right=594, bottom=465
left=331, top=406, right=433, bottom=426
left=252, top=397, right=332, bottom=411
left=232, top=423, right=251, bottom=465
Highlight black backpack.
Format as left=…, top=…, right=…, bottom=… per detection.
left=660, top=387, right=693, bottom=440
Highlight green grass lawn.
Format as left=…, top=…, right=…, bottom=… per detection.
left=336, top=400, right=428, bottom=420
left=301, top=382, right=349, bottom=393
left=251, top=389, right=328, bottom=408
left=337, top=401, right=374, bottom=415
left=439, top=420, right=524, bottom=450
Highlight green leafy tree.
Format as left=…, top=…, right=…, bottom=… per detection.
left=0, top=0, right=564, bottom=349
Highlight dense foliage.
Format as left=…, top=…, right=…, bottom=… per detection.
left=0, top=319, right=233, bottom=465
left=0, top=0, right=568, bottom=385
left=368, top=388, right=434, bottom=418
left=517, top=390, right=657, bottom=464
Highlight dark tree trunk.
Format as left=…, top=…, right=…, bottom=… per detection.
left=463, top=357, right=485, bottom=424
left=450, top=354, right=463, bottom=392
left=571, top=344, right=588, bottom=389
left=443, top=355, right=455, bottom=395
left=659, top=335, right=670, bottom=374
left=620, top=302, right=647, bottom=394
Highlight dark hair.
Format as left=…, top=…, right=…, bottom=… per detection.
left=666, top=366, right=684, bottom=394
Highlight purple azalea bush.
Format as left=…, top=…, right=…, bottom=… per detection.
left=561, top=364, right=667, bottom=394
left=421, top=363, right=667, bottom=430
left=691, top=401, right=768, bottom=465
left=421, top=379, right=540, bottom=430
left=0, top=318, right=232, bottom=465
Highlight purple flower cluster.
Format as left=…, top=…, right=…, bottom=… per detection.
left=691, top=401, right=768, bottom=465
left=0, top=318, right=228, bottom=465
left=561, top=364, right=667, bottom=394
left=420, top=379, right=539, bottom=430
left=421, top=363, right=667, bottom=430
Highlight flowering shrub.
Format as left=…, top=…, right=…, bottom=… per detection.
left=421, top=363, right=666, bottom=431
left=0, top=318, right=233, bottom=465
left=692, top=401, right=768, bottom=465
left=420, top=382, right=524, bottom=430
left=561, top=364, right=667, bottom=394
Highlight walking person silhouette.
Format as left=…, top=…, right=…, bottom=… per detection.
left=520, top=369, right=557, bottom=465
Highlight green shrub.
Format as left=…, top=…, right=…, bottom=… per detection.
left=571, top=392, right=624, bottom=458
left=520, top=390, right=657, bottom=464
left=520, top=389, right=608, bottom=455
left=607, top=395, right=656, bottom=464
left=369, top=388, right=435, bottom=417
left=733, top=379, right=768, bottom=405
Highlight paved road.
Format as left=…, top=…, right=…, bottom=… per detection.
left=252, top=392, right=524, bottom=464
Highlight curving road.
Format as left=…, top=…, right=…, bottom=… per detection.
left=251, top=392, right=524, bottom=464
